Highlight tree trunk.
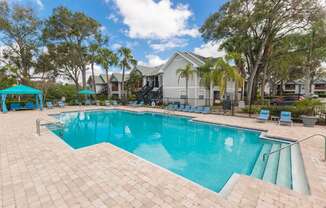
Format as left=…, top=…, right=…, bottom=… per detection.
left=91, top=62, right=96, bottom=91
left=185, top=78, right=188, bottom=104
left=304, top=72, right=311, bottom=97
left=121, top=66, right=125, bottom=102
left=81, top=65, right=87, bottom=89
left=105, top=68, right=110, bottom=100
left=260, top=63, right=268, bottom=101
left=247, top=37, right=269, bottom=105
left=234, top=81, right=238, bottom=104
left=91, top=62, right=97, bottom=99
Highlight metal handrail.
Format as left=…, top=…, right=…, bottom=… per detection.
left=36, top=118, right=63, bottom=136
left=263, top=134, right=326, bottom=161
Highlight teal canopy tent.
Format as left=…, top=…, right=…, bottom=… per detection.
left=78, top=90, right=96, bottom=95
left=0, top=85, right=43, bottom=113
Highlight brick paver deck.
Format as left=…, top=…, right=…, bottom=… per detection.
left=0, top=106, right=325, bottom=208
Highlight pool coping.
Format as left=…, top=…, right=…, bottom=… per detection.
left=46, top=108, right=305, bottom=196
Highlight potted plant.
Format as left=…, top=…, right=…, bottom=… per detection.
left=295, top=99, right=321, bottom=127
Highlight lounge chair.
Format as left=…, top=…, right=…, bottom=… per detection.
left=201, top=107, right=210, bottom=114
left=105, top=100, right=111, bottom=106
left=183, top=105, right=191, bottom=112
left=257, top=109, right=270, bottom=122
left=279, top=111, right=293, bottom=126
left=136, top=101, right=144, bottom=107
left=58, top=101, right=65, bottom=108
left=10, top=103, right=22, bottom=111
left=24, top=102, right=35, bottom=110
left=112, top=100, right=118, bottom=106
left=189, top=106, right=196, bottom=113
left=129, top=101, right=137, bottom=106
left=85, top=100, right=91, bottom=105
left=165, top=104, right=173, bottom=110
left=47, top=102, right=54, bottom=109
left=194, top=106, right=203, bottom=113
left=177, top=104, right=185, bottom=111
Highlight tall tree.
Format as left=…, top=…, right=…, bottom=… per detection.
left=0, top=1, right=42, bottom=84
left=176, top=64, right=195, bottom=104
left=118, top=47, right=137, bottom=102
left=43, top=6, right=101, bottom=88
left=96, top=48, right=118, bottom=99
left=200, top=0, right=320, bottom=105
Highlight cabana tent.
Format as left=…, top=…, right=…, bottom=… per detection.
left=0, top=85, right=43, bottom=113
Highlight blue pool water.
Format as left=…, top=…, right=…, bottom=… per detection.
left=50, top=110, right=279, bottom=192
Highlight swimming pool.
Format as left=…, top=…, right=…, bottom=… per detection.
left=50, top=110, right=285, bottom=192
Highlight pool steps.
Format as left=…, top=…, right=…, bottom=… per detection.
left=251, top=142, right=310, bottom=194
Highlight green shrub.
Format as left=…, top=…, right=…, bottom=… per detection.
left=241, top=105, right=261, bottom=114
left=241, top=99, right=322, bottom=119
left=45, top=84, right=78, bottom=103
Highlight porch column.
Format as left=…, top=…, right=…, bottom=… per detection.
left=38, top=94, right=43, bottom=110
left=1, top=94, right=8, bottom=113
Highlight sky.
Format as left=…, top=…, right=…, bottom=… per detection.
left=11, top=0, right=227, bottom=71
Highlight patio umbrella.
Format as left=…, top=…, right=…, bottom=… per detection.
left=78, top=90, right=96, bottom=95
left=78, top=90, right=96, bottom=105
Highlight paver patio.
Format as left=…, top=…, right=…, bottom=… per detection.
left=0, top=106, right=325, bottom=208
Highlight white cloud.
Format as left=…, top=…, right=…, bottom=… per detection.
left=106, top=14, right=119, bottom=23
left=35, top=0, right=43, bottom=9
left=100, top=25, right=107, bottom=32
left=111, top=43, right=122, bottom=50
left=139, top=55, right=167, bottom=67
left=149, top=38, right=187, bottom=52
left=193, top=42, right=225, bottom=58
left=113, top=0, right=199, bottom=39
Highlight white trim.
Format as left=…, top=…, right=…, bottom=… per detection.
left=160, top=52, right=201, bottom=72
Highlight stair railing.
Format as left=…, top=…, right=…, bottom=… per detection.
left=262, top=134, right=326, bottom=162
left=36, top=118, right=64, bottom=136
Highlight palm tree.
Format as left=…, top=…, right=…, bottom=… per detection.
left=197, top=58, right=215, bottom=106
left=118, top=47, right=137, bottom=102
left=97, top=48, right=118, bottom=99
left=213, top=57, right=243, bottom=100
left=89, top=34, right=108, bottom=96
left=176, top=64, right=195, bottom=104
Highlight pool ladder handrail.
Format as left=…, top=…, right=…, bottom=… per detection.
left=36, top=118, right=64, bottom=136
left=262, top=134, right=326, bottom=161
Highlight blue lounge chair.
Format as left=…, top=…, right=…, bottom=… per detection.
left=183, top=105, right=191, bottom=112
left=47, top=101, right=54, bottom=109
left=201, top=107, right=210, bottom=114
left=257, top=109, right=270, bottom=122
left=178, top=104, right=185, bottom=111
left=194, top=106, right=203, bottom=113
left=10, top=103, right=22, bottom=111
left=279, top=111, right=293, bottom=126
left=24, top=102, right=35, bottom=110
left=58, top=101, right=65, bottom=108
left=189, top=106, right=196, bottom=113
left=165, top=104, right=173, bottom=110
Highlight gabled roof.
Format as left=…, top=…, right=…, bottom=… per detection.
left=159, top=51, right=207, bottom=73
left=134, top=65, right=163, bottom=76
left=111, top=73, right=130, bottom=82
left=88, top=75, right=106, bottom=85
